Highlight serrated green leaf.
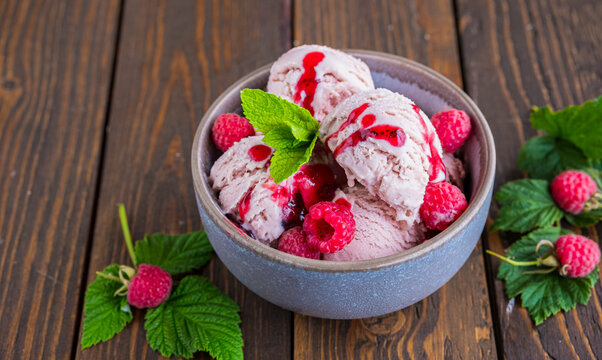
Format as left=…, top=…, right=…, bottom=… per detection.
left=497, top=227, right=599, bottom=325
left=81, top=265, right=133, bottom=349
left=269, top=134, right=318, bottom=184
left=566, top=209, right=602, bottom=227
left=518, top=136, right=592, bottom=180
left=492, top=179, right=564, bottom=232
left=134, top=230, right=213, bottom=275
left=240, top=88, right=319, bottom=141
left=145, top=276, right=243, bottom=360
left=261, top=126, right=298, bottom=149
left=530, top=96, right=602, bottom=161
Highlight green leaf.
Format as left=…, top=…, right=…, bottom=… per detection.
left=270, top=134, right=318, bottom=184
left=145, top=276, right=243, bottom=360
left=497, top=227, right=599, bottom=325
left=530, top=96, right=602, bottom=161
left=261, top=126, right=298, bottom=149
left=81, top=265, right=133, bottom=348
left=135, top=230, right=213, bottom=275
left=518, top=136, right=592, bottom=180
left=492, top=179, right=564, bottom=233
left=240, top=89, right=321, bottom=183
left=240, top=88, right=319, bottom=141
left=566, top=209, right=602, bottom=227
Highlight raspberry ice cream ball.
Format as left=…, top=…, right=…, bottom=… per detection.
left=430, top=109, right=471, bottom=153
left=212, top=113, right=255, bottom=152
left=278, top=226, right=320, bottom=259
left=127, top=264, right=173, bottom=308
left=267, top=45, right=374, bottom=121
left=550, top=170, right=599, bottom=214
left=419, top=182, right=468, bottom=231
left=303, top=201, right=355, bottom=253
left=555, top=234, right=601, bottom=277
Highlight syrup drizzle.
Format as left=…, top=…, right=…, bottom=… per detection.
left=248, top=144, right=272, bottom=162
left=325, top=103, right=370, bottom=150
left=412, top=104, right=446, bottom=182
left=293, top=52, right=325, bottom=116
left=333, top=125, right=406, bottom=158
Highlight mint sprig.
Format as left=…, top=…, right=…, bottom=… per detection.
left=81, top=264, right=133, bottom=348
left=145, top=276, right=243, bottom=359
left=241, top=89, right=320, bottom=183
left=134, top=230, right=213, bottom=275
left=81, top=205, right=243, bottom=359
left=491, top=179, right=564, bottom=232
left=496, top=227, right=599, bottom=325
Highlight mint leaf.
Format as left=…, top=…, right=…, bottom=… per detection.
left=240, top=89, right=321, bottom=183
left=145, top=276, right=243, bottom=360
left=497, top=227, right=599, bottom=325
left=81, top=265, right=133, bottom=348
left=241, top=88, right=318, bottom=141
left=518, top=136, right=592, bottom=180
left=492, top=179, right=564, bottom=232
left=270, top=134, right=318, bottom=184
left=261, top=126, right=299, bottom=149
left=135, top=230, right=213, bottom=275
left=530, top=96, right=602, bottom=161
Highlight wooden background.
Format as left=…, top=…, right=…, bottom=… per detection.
left=0, top=0, right=600, bottom=358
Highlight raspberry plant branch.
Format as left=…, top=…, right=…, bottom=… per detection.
left=119, top=204, right=137, bottom=266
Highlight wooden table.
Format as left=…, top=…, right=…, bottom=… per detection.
left=1, top=0, right=600, bottom=358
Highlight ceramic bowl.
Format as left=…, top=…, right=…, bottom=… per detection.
left=191, top=50, right=496, bottom=319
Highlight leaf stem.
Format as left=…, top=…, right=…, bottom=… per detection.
left=96, top=271, right=123, bottom=283
left=119, top=204, right=137, bottom=267
left=486, top=250, right=541, bottom=266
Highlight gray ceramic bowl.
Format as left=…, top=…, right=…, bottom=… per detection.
left=191, top=50, right=495, bottom=319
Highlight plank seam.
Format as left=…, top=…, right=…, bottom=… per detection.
left=69, top=0, right=126, bottom=358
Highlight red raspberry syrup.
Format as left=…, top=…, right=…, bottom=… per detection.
left=326, top=103, right=407, bottom=158
left=238, top=186, right=254, bottom=222
left=412, top=104, right=446, bottom=182
left=248, top=144, right=272, bottom=162
left=293, top=52, right=325, bottom=116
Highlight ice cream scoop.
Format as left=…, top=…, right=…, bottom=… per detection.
left=323, top=186, right=426, bottom=261
left=320, top=88, right=446, bottom=226
left=267, top=45, right=375, bottom=121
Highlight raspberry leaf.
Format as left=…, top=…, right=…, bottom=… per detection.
left=530, top=96, right=602, bottom=161
left=134, top=230, right=213, bottom=275
left=565, top=209, right=602, bottom=227
left=497, top=227, right=599, bottom=325
left=81, top=264, right=133, bottom=348
left=492, top=179, right=564, bottom=233
left=145, top=276, right=243, bottom=360
left=241, top=89, right=320, bottom=183
left=518, top=136, right=592, bottom=180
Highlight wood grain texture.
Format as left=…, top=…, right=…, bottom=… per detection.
left=0, top=0, right=120, bottom=358
left=294, top=0, right=496, bottom=358
left=74, top=0, right=292, bottom=359
left=457, top=0, right=602, bottom=358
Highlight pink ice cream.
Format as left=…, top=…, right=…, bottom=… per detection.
left=323, top=186, right=427, bottom=261
left=267, top=45, right=375, bottom=121
left=320, top=88, right=446, bottom=227
left=209, top=136, right=285, bottom=245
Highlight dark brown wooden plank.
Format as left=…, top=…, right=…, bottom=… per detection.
left=0, top=0, right=121, bottom=358
left=457, top=0, right=602, bottom=358
left=75, top=0, right=292, bottom=359
left=293, top=0, right=497, bottom=358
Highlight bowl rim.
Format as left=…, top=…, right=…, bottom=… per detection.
left=192, top=49, right=496, bottom=273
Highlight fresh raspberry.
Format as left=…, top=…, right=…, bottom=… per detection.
left=212, top=113, right=255, bottom=152
left=293, top=164, right=336, bottom=208
left=550, top=170, right=598, bottom=214
left=303, top=202, right=355, bottom=253
left=127, top=264, right=173, bottom=308
left=420, top=182, right=468, bottom=231
left=431, top=109, right=471, bottom=153
left=277, top=226, right=320, bottom=259
left=555, top=234, right=601, bottom=277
